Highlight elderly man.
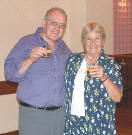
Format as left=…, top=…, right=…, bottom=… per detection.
left=4, top=7, right=71, bottom=135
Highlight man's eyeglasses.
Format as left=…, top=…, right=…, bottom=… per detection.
left=46, top=18, right=66, bottom=29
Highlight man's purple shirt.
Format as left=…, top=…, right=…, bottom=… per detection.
left=4, top=27, right=71, bottom=107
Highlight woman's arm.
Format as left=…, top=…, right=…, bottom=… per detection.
left=89, top=63, right=123, bottom=102
left=101, top=75, right=123, bottom=102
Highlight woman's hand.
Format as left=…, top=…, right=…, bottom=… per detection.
left=89, top=65, right=106, bottom=80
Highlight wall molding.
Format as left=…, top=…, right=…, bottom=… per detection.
left=0, top=130, right=18, bottom=135
left=0, top=81, right=17, bottom=95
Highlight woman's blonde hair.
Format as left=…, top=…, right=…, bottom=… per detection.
left=81, top=22, right=106, bottom=42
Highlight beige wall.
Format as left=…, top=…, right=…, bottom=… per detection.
left=0, top=0, right=113, bottom=133
left=86, top=0, right=113, bottom=54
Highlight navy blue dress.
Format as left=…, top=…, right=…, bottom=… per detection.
left=64, top=50, right=123, bottom=135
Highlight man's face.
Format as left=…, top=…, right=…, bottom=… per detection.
left=42, top=10, right=66, bottom=42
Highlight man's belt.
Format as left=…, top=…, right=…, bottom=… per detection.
left=19, top=101, right=62, bottom=111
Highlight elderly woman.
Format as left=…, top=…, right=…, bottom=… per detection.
left=64, top=22, right=123, bottom=135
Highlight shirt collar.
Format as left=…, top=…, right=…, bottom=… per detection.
left=34, top=27, right=62, bottom=48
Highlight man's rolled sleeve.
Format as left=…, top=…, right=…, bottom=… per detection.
left=4, top=58, right=26, bottom=83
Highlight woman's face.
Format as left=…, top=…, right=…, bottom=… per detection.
left=84, top=31, right=104, bottom=57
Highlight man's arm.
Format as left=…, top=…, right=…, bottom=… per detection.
left=19, top=46, right=46, bottom=74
